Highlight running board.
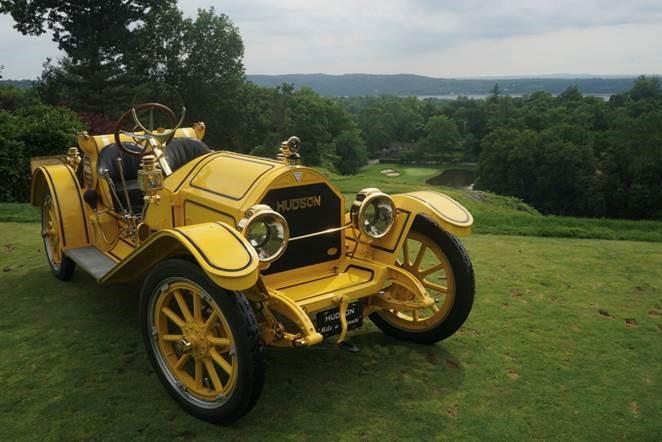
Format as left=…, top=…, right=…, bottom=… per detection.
left=65, top=247, right=116, bottom=280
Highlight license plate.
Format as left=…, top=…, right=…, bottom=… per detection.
left=316, top=301, right=363, bottom=337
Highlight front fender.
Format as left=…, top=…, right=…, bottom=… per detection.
left=101, top=222, right=260, bottom=291
left=392, top=191, right=473, bottom=237
left=348, top=191, right=473, bottom=265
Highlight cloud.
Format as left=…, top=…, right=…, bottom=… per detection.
left=0, top=14, right=60, bottom=79
left=1, top=0, right=661, bottom=78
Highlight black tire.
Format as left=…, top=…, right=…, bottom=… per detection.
left=140, top=258, right=265, bottom=424
left=41, top=194, right=75, bottom=281
left=369, top=217, right=475, bottom=344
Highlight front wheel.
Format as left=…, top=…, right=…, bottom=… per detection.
left=140, top=259, right=265, bottom=424
left=370, top=218, right=475, bottom=344
left=41, top=194, right=75, bottom=280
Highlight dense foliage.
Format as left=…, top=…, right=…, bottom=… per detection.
left=0, top=86, right=83, bottom=201
left=337, top=79, right=662, bottom=220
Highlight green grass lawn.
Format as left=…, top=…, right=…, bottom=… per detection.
left=1, top=222, right=660, bottom=440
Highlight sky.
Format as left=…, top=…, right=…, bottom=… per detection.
left=1, top=0, right=662, bottom=79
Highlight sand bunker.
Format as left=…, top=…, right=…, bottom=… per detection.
left=380, top=168, right=401, bottom=177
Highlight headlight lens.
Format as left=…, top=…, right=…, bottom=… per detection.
left=238, top=205, right=289, bottom=263
left=351, top=188, right=396, bottom=239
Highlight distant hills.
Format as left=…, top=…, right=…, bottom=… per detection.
left=0, top=79, right=33, bottom=89
left=2, top=74, right=639, bottom=98
left=247, top=73, right=638, bottom=97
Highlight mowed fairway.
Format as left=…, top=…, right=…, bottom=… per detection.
left=0, top=222, right=660, bottom=441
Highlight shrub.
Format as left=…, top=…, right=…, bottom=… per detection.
left=0, top=87, right=83, bottom=202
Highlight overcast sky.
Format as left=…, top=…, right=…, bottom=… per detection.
left=2, top=0, right=662, bottom=79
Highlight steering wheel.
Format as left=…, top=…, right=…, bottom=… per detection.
left=113, top=102, right=186, bottom=156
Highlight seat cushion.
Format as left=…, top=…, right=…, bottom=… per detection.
left=165, top=138, right=211, bottom=173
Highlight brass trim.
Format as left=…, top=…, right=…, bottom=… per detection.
left=289, top=224, right=352, bottom=242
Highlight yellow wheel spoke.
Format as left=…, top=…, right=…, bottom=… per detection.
left=193, top=294, right=203, bottom=323
left=210, top=348, right=233, bottom=376
left=423, top=280, right=447, bottom=293
left=162, top=307, right=185, bottom=328
left=420, top=263, right=444, bottom=278
left=204, top=358, right=223, bottom=391
left=413, top=244, right=427, bottom=270
left=174, top=290, right=193, bottom=322
left=204, top=311, right=218, bottom=329
left=402, top=240, right=410, bottom=267
left=195, top=359, right=203, bottom=389
left=208, top=336, right=231, bottom=349
left=174, top=353, right=191, bottom=370
left=431, top=304, right=441, bottom=313
left=413, top=309, right=420, bottom=321
left=162, top=334, right=183, bottom=342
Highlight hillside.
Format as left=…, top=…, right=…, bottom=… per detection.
left=0, top=79, right=33, bottom=89
left=247, top=73, right=637, bottom=97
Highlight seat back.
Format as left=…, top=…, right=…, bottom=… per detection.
left=164, top=138, right=211, bottom=173
left=97, top=143, right=144, bottom=213
left=97, top=143, right=142, bottom=182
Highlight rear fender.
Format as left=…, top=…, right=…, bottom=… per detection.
left=31, top=164, right=90, bottom=250
left=100, top=222, right=260, bottom=291
left=349, top=191, right=472, bottom=265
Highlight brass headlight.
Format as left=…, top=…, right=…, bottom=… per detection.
left=350, top=188, right=396, bottom=239
left=238, top=205, right=289, bottom=263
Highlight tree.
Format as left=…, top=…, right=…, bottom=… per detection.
left=628, top=75, right=661, bottom=102
left=1, top=0, right=176, bottom=116
left=416, top=115, right=461, bottom=161
left=559, top=85, right=583, bottom=105
left=334, top=128, right=368, bottom=175
left=129, top=6, right=245, bottom=148
left=487, top=83, right=502, bottom=104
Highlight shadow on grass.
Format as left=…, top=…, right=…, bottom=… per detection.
left=4, top=264, right=466, bottom=437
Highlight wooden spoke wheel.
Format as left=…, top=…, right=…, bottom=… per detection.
left=40, top=194, right=75, bottom=280
left=370, top=218, right=475, bottom=344
left=389, top=230, right=456, bottom=329
left=140, top=259, right=264, bottom=424
left=151, top=280, right=239, bottom=402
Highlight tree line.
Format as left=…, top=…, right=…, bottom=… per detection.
left=0, top=1, right=660, bottom=220
left=338, top=80, right=662, bottom=220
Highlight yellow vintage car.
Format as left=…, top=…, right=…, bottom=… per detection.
left=30, top=101, right=475, bottom=424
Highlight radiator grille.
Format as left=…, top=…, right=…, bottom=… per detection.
left=260, top=183, right=342, bottom=274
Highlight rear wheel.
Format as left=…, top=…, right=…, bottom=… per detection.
left=41, top=194, right=75, bottom=280
left=370, top=218, right=475, bottom=344
left=140, top=259, right=265, bottom=424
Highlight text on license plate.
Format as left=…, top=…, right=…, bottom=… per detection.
left=316, top=301, right=363, bottom=337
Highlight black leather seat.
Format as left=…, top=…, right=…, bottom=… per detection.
left=97, top=138, right=210, bottom=214
left=164, top=138, right=211, bottom=172
left=97, top=143, right=145, bottom=213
